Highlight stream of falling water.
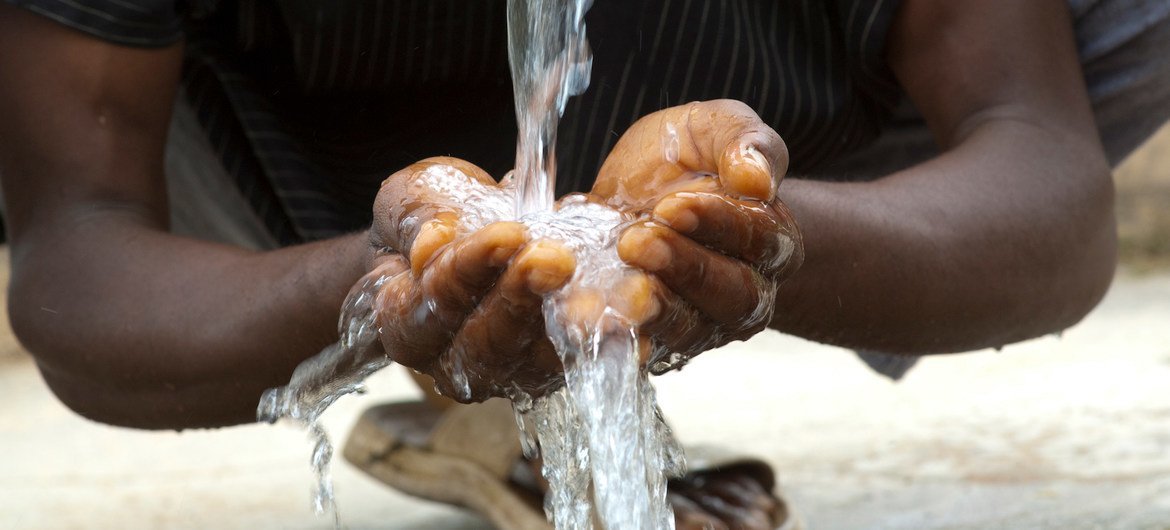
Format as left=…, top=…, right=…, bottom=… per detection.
left=505, top=0, right=683, bottom=528
left=259, top=0, right=684, bottom=528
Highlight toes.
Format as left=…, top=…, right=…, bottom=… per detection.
left=671, top=472, right=782, bottom=530
left=670, top=491, right=731, bottom=530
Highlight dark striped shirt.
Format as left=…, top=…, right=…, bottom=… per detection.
left=9, top=0, right=904, bottom=244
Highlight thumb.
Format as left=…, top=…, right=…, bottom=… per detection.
left=373, top=157, right=497, bottom=275
left=688, top=100, right=789, bottom=201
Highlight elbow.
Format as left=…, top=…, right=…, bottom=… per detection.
left=7, top=280, right=124, bottom=426
left=8, top=270, right=162, bottom=429
left=1057, top=174, right=1117, bottom=331
left=33, top=361, right=141, bottom=429
left=8, top=261, right=260, bottom=430
left=7, top=273, right=72, bottom=377
left=939, top=164, right=1117, bottom=352
left=10, top=284, right=258, bottom=430
left=1021, top=166, right=1118, bottom=340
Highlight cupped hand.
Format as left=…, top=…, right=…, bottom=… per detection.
left=364, top=157, right=574, bottom=402
left=590, top=100, right=804, bottom=370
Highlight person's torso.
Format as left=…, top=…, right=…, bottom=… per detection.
left=184, top=0, right=903, bottom=238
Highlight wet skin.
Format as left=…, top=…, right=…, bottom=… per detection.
left=0, top=0, right=1117, bottom=526
left=368, top=100, right=803, bottom=401
left=0, top=0, right=1113, bottom=491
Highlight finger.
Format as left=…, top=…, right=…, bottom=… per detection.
left=409, top=218, right=459, bottom=276
left=618, top=222, right=772, bottom=328
left=698, top=100, right=788, bottom=201
left=716, top=129, right=785, bottom=202
left=634, top=275, right=724, bottom=368
left=343, top=256, right=410, bottom=332
left=421, top=221, right=528, bottom=317
left=668, top=100, right=787, bottom=201
left=372, top=157, right=498, bottom=273
left=350, top=257, right=410, bottom=301
left=652, top=192, right=800, bottom=274
left=377, top=223, right=527, bottom=371
left=593, top=100, right=786, bottom=205
left=441, top=240, right=576, bottom=400
left=506, top=339, right=566, bottom=398
left=373, top=269, right=436, bottom=369
left=555, top=273, right=658, bottom=366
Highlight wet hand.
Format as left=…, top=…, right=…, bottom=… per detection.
left=364, top=157, right=575, bottom=402
left=590, top=100, right=804, bottom=370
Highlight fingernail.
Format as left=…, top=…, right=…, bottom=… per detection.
left=724, top=144, right=775, bottom=200
left=488, top=246, right=516, bottom=266
left=654, top=197, right=700, bottom=234
left=619, top=273, right=658, bottom=321
left=527, top=269, right=566, bottom=294
left=482, top=222, right=528, bottom=266
left=522, top=243, right=576, bottom=293
left=619, top=226, right=672, bottom=272
left=411, top=220, right=455, bottom=274
left=737, top=145, right=769, bottom=172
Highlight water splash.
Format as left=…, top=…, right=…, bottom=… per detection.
left=260, top=0, right=686, bottom=528
left=506, top=0, right=682, bottom=525
left=663, top=123, right=680, bottom=164
left=256, top=273, right=392, bottom=525
left=520, top=197, right=683, bottom=529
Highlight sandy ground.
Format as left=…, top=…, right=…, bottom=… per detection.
left=1, top=270, right=1168, bottom=530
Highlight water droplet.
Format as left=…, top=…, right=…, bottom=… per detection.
left=663, top=123, right=680, bottom=164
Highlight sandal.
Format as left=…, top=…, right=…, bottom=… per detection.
left=342, top=399, right=801, bottom=529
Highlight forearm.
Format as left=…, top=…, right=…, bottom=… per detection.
left=9, top=213, right=370, bottom=429
left=770, top=118, right=1116, bottom=354
left=0, top=8, right=377, bottom=429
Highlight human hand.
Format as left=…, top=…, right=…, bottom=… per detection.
left=363, top=157, right=575, bottom=402
left=590, top=100, right=803, bottom=370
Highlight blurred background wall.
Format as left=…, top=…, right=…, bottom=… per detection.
left=1115, top=122, right=1170, bottom=271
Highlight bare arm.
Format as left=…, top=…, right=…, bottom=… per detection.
left=770, top=0, right=1117, bottom=353
left=0, top=5, right=370, bottom=429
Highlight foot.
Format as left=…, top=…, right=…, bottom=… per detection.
left=347, top=399, right=795, bottom=529
left=669, top=469, right=789, bottom=530
left=514, top=457, right=790, bottom=530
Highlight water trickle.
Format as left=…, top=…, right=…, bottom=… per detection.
left=257, top=272, right=392, bottom=525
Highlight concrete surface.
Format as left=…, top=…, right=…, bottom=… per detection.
left=1, top=271, right=1168, bottom=529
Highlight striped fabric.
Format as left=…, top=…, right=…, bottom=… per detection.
left=9, top=0, right=905, bottom=243
left=556, top=0, right=902, bottom=195
left=4, top=0, right=183, bottom=46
